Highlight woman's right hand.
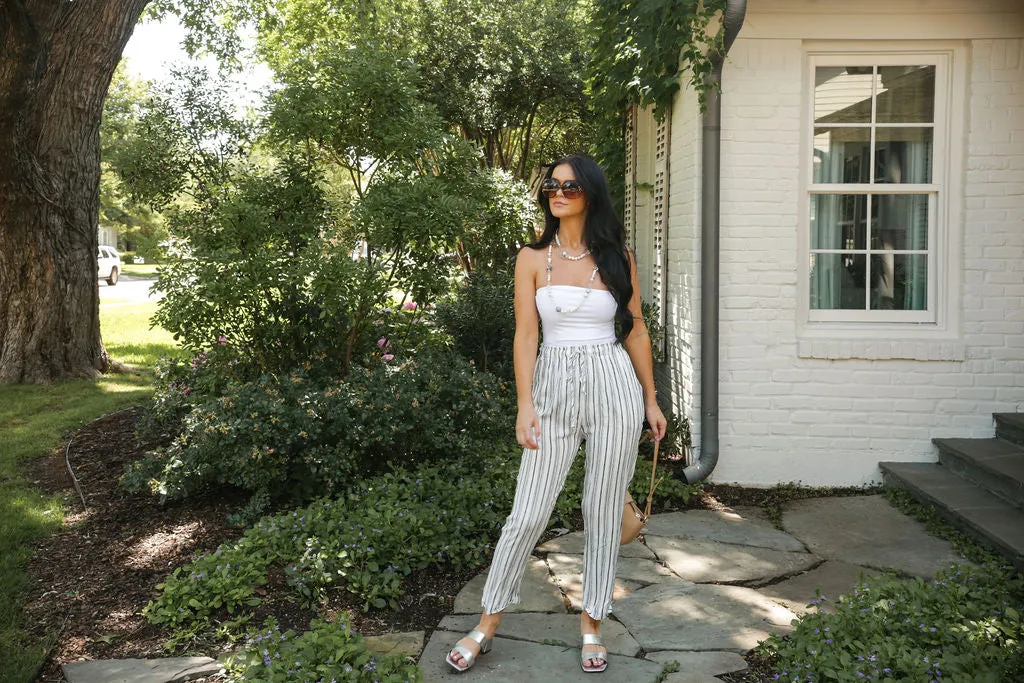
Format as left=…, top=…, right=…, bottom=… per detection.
left=516, top=406, right=541, bottom=450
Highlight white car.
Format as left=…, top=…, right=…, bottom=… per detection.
left=97, top=246, right=121, bottom=286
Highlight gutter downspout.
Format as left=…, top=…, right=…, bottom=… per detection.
left=683, top=0, right=747, bottom=484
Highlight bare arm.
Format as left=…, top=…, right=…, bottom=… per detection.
left=622, top=250, right=668, bottom=440
left=512, top=246, right=542, bottom=448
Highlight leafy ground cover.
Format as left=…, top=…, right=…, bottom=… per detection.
left=1, top=300, right=179, bottom=683
left=719, top=489, right=1024, bottom=683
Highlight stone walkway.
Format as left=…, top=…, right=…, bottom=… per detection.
left=63, top=495, right=964, bottom=683
left=417, top=495, right=962, bottom=682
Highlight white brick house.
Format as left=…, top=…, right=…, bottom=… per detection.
left=627, top=0, right=1024, bottom=486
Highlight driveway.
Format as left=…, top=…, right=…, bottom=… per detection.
left=99, top=275, right=163, bottom=306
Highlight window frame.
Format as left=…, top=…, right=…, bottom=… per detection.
left=798, top=43, right=965, bottom=341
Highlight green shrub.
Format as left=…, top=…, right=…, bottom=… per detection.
left=226, top=616, right=420, bottom=682
left=758, top=562, right=1024, bottom=682
left=435, top=267, right=516, bottom=380
left=144, top=447, right=519, bottom=632
left=125, top=348, right=514, bottom=506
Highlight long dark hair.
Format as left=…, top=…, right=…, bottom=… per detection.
left=532, top=154, right=634, bottom=342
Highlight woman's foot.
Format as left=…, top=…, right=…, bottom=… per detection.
left=580, top=613, right=608, bottom=673
left=447, top=616, right=500, bottom=672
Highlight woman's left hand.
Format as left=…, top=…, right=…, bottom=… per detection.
left=645, top=402, right=667, bottom=442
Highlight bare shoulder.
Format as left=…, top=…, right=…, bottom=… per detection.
left=515, top=245, right=543, bottom=290
left=515, top=245, right=543, bottom=272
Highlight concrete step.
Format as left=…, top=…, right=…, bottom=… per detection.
left=879, top=461, right=1024, bottom=573
left=995, top=413, right=1024, bottom=448
left=933, top=437, right=1024, bottom=510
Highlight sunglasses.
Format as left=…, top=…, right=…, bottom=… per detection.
left=541, top=178, right=585, bottom=200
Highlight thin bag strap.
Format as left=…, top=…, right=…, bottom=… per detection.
left=642, top=436, right=660, bottom=520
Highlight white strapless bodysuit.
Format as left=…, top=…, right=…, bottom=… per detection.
left=535, top=285, right=617, bottom=347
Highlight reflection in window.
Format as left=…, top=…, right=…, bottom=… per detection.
left=809, top=64, right=935, bottom=315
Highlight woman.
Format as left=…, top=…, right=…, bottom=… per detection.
left=446, top=154, right=667, bottom=674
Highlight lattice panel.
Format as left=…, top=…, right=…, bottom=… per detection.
left=624, top=106, right=638, bottom=249
left=651, top=111, right=670, bottom=340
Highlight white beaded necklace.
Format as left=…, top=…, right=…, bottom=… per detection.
left=546, top=243, right=599, bottom=314
left=554, top=232, right=590, bottom=261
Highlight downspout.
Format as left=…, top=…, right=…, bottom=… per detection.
left=683, top=0, right=747, bottom=484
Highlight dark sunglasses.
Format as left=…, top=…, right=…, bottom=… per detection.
left=541, top=178, right=585, bottom=200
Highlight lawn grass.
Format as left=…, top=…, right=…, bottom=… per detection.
left=0, top=301, right=180, bottom=683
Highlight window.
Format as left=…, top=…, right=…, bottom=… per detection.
left=807, top=55, right=948, bottom=324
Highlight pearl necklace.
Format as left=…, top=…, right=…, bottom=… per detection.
left=546, top=244, right=599, bottom=314
left=554, top=232, right=590, bottom=261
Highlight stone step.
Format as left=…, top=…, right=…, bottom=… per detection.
left=933, top=437, right=1024, bottom=510
left=880, top=461, right=1024, bottom=573
left=995, top=413, right=1024, bottom=448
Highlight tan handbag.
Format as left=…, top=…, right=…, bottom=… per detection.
left=620, top=433, right=661, bottom=545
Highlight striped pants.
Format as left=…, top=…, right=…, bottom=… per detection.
left=481, top=342, right=645, bottom=620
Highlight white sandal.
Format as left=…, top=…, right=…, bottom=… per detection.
left=580, top=633, right=608, bottom=673
left=446, top=629, right=493, bottom=673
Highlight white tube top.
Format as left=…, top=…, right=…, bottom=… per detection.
left=535, top=285, right=617, bottom=347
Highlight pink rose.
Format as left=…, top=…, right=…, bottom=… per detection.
left=377, top=337, right=389, bottom=348
left=217, top=335, right=227, bottom=346
left=382, top=354, right=394, bottom=361
left=403, top=301, right=418, bottom=311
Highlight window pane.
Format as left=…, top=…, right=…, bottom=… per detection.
left=870, top=253, right=928, bottom=310
left=814, top=66, right=874, bottom=124
left=876, top=66, right=935, bottom=123
left=875, top=128, right=933, bottom=183
left=873, top=194, right=929, bottom=250
left=811, top=194, right=867, bottom=250
left=814, top=127, right=871, bottom=183
left=810, top=253, right=866, bottom=310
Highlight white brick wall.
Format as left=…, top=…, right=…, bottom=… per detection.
left=645, top=8, right=1024, bottom=486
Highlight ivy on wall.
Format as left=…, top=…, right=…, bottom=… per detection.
left=587, top=0, right=725, bottom=213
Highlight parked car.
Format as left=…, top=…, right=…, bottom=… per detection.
left=97, top=246, right=121, bottom=286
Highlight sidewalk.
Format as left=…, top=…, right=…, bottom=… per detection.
left=418, top=494, right=963, bottom=682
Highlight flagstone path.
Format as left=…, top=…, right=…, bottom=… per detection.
left=62, top=495, right=964, bottom=683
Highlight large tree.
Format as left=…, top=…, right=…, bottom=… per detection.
left=0, top=0, right=150, bottom=384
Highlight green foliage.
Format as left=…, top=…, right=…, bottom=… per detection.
left=588, top=0, right=725, bottom=209
left=435, top=267, right=516, bottom=380
left=156, top=0, right=597, bottom=181
left=125, top=348, right=514, bottom=507
left=144, top=449, right=519, bottom=632
left=642, top=300, right=667, bottom=364
left=101, top=64, right=169, bottom=258
left=225, top=616, right=421, bottom=682
left=758, top=563, right=1024, bottom=682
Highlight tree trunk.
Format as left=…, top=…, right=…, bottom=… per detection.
left=0, top=0, right=150, bottom=384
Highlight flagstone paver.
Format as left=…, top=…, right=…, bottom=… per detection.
left=614, top=579, right=797, bottom=653
left=419, top=631, right=662, bottom=681
left=536, top=531, right=659, bottom=559
left=364, top=630, right=426, bottom=657
left=644, top=650, right=749, bottom=677
left=754, top=560, right=882, bottom=616
left=644, top=510, right=807, bottom=552
left=644, top=535, right=822, bottom=583
left=438, top=613, right=641, bottom=656
left=782, top=495, right=962, bottom=577
left=62, top=657, right=221, bottom=683
left=453, top=556, right=567, bottom=614
left=548, top=552, right=677, bottom=585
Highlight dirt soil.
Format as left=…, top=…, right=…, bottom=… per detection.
left=20, top=408, right=488, bottom=682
